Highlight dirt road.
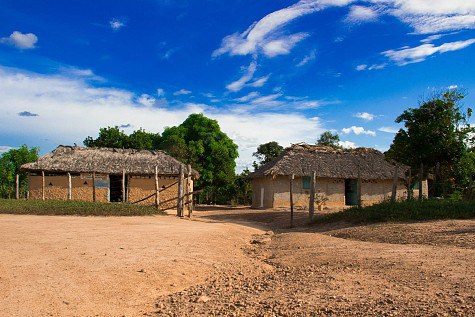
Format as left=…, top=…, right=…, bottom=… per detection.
left=1, top=208, right=475, bottom=316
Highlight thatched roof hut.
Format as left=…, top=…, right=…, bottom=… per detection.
left=21, top=145, right=199, bottom=177
left=250, top=143, right=408, bottom=180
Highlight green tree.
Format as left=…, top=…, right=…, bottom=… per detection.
left=386, top=90, right=474, bottom=196
left=83, top=126, right=129, bottom=148
left=317, top=131, right=341, bottom=148
left=159, top=113, right=239, bottom=204
left=0, top=145, right=39, bottom=198
left=252, top=141, right=283, bottom=169
left=127, top=128, right=161, bottom=150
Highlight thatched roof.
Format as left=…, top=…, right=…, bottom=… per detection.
left=20, top=145, right=199, bottom=177
left=250, top=144, right=408, bottom=180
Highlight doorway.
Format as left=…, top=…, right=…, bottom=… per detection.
left=345, top=179, right=358, bottom=206
left=109, top=175, right=125, bottom=202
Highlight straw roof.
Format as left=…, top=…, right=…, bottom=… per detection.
left=250, top=144, right=408, bottom=180
left=21, top=145, right=199, bottom=177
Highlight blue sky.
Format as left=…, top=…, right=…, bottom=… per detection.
left=1, top=0, right=475, bottom=171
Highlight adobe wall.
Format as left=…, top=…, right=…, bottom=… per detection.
left=252, top=176, right=423, bottom=209
left=128, top=176, right=192, bottom=210
left=29, top=174, right=108, bottom=202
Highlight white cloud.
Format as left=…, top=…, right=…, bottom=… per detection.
left=339, top=140, right=357, bottom=148
left=213, top=0, right=353, bottom=58
left=342, top=126, right=376, bottom=136
left=378, top=126, right=399, bottom=133
left=296, top=49, right=317, bottom=67
left=378, top=0, right=475, bottom=34
left=0, top=66, right=328, bottom=172
left=249, top=75, right=270, bottom=88
left=345, top=5, right=379, bottom=23
left=173, top=89, right=192, bottom=96
left=137, top=94, right=156, bottom=107
left=262, top=33, right=309, bottom=57
left=234, top=91, right=260, bottom=102
left=0, top=31, right=38, bottom=49
left=356, top=63, right=386, bottom=71
left=157, top=88, right=165, bottom=97
left=354, top=112, right=375, bottom=121
left=109, top=18, right=125, bottom=30
left=448, top=84, right=458, bottom=90
left=226, top=62, right=257, bottom=92
left=420, top=34, right=443, bottom=43
left=0, top=145, right=15, bottom=153
left=382, top=39, right=475, bottom=65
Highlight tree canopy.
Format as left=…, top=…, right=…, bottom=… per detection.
left=0, top=145, right=39, bottom=198
left=386, top=90, right=474, bottom=196
left=84, top=126, right=160, bottom=150
left=317, top=131, right=341, bottom=148
left=252, top=141, right=284, bottom=169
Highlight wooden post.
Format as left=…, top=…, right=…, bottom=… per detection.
left=186, top=164, right=192, bottom=218
left=357, top=166, right=362, bottom=208
left=309, top=171, right=316, bottom=222
left=154, top=166, right=160, bottom=209
left=177, top=165, right=184, bottom=217
left=122, top=169, right=126, bottom=202
left=67, top=172, right=72, bottom=200
left=391, top=165, right=399, bottom=203
left=419, top=163, right=423, bottom=201
left=92, top=172, right=96, bottom=202
left=407, top=169, right=412, bottom=201
left=41, top=170, right=45, bottom=201
left=27, top=172, right=30, bottom=200
left=15, top=174, right=19, bottom=199
left=290, top=174, right=294, bottom=228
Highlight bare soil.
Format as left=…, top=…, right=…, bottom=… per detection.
left=1, top=207, right=475, bottom=316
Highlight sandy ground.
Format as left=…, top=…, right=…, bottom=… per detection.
left=0, top=213, right=264, bottom=317
left=1, top=207, right=475, bottom=316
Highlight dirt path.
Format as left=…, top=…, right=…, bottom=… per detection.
left=0, top=214, right=265, bottom=317
left=2, top=209, right=475, bottom=316
left=155, top=209, right=475, bottom=316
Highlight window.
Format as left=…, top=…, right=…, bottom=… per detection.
left=302, top=176, right=311, bottom=189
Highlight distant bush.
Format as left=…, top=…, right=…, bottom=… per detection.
left=0, top=199, right=166, bottom=216
left=315, top=199, right=475, bottom=224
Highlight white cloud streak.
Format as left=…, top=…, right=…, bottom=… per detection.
left=345, top=5, right=379, bottom=23
left=226, top=62, right=257, bottom=92
left=173, top=89, right=192, bottom=96
left=382, top=39, right=475, bottom=65
left=109, top=18, right=126, bottom=30
left=296, top=49, right=317, bottom=67
left=0, top=31, right=38, bottom=49
left=213, top=0, right=354, bottom=58
left=378, top=126, right=399, bottom=133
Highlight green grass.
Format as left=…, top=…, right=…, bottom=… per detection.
left=0, top=199, right=166, bottom=216
left=315, top=199, right=475, bottom=224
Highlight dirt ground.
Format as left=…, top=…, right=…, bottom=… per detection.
left=1, top=207, right=475, bottom=316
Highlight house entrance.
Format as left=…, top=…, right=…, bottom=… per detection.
left=109, top=175, right=125, bottom=202
left=345, top=179, right=358, bottom=206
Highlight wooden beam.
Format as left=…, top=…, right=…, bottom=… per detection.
left=391, top=165, right=399, bottom=203
left=419, top=163, right=423, bottom=201
left=407, top=168, right=412, bottom=201
left=41, top=170, right=45, bottom=201
left=92, top=172, right=96, bottom=202
left=155, top=166, right=160, bottom=209
left=186, top=164, right=192, bottom=218
left=309, top=171, right=316, bottom=222
left=357, top=166, right=362, bottom=208
left=15, top=174, right=19, bottom=199
left=122, top=169, right=126, bottom=202
left=67, top=172, right=72, bottom=200
left=177, top=165, right=184, bottom=217
left=290, top=174, right=294, bottom=228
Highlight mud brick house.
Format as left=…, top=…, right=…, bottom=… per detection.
left=20, top=145, right=198, bottom=208
left=250, top=144, right=427, bottom=209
